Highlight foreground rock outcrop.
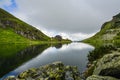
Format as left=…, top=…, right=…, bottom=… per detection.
left=86, top=75, right=118, bottom=80
left=93, top=53, right=120, bottom=79
left=5, top=61, right=81, bottom=80
left=86, top=52, right=120, bottom=80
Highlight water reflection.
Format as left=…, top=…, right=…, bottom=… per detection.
left=54, top=43, right=63, bottom=49
left=0, top=44, right=50, bottom=78
left=1, top=43, right=94, bottom=79
left=2, top=43, right=94, bottom=79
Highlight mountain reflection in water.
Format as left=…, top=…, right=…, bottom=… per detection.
left=1, top=42, right=94, bottom=79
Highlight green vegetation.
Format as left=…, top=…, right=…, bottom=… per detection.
left=83, top=13, right=120, bottom=47
left=83, top=22, right=113, bottom=46
left=0, top=8, right=72, bottom=78
left=0, top=8, right=71, bottom=44
left=83, top=13, right=120, bottom=79
left=83, top=13, right=120, bottom=63
left=0, top=27, right=51, bottom=44
left=0, top=9, right=50, bottom=43
left=84, top=45, right=118, bottom=78
left=82, top=13, right=120, bottom=62
left=88, top=45, right=117, bottom=62
left=0, top=27, right=30, bottom=43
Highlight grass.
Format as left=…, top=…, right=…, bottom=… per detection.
left=0, top=8, right=50, bottom=41
left=0, top=27, right=71, bottom=43
left=0, top=8, right=71, bottom=44
left=83, top=22, right=116, bottom=47
left=0, top=27, right=31, bottom=43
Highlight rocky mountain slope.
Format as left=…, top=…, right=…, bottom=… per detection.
left=83, top=13, right=120, bottom=80
left=83, top=13, right=120, bottom=46
left=0, top=8, right=50, bottom=43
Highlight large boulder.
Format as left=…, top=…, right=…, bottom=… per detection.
left=86, top=75, right=118, bottom=80
left=93, top=53, right=120, bottom=79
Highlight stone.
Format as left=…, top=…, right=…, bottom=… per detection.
left=86, top=75, right=118, bottom=80
left=4, top=76, right=16, bottom=80
left=6, top=61, right=82, bottom=80
left=93, top=53, right=120, bottom=79
left=18, top=70, right=29, bottom=79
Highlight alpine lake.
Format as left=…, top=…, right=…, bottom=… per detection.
left=0, top=42, right=94, bottom=79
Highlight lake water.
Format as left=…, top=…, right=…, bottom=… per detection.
left=1, top=42, right=94, bottom=79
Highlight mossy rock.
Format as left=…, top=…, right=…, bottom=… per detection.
left=5, top=61, right=82, bottom=80
left=86, top=75, right=118, bottom=80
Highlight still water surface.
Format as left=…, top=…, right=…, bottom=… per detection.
left=1, top=42, right=94, bottom=79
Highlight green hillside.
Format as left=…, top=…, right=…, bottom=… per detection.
left=0, top=27, right=33, bottom=43
left=83, top=13, right=120, bottom=46
left=0, top=8, right=50, bottom=43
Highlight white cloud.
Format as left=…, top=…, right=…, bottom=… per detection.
left=69, top=32, right=96, bottom=41
left=42, top=29, right=96, bottom=41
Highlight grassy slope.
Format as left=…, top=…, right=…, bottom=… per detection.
left=0, top=8, right=50, bottom=41
left=83, top=22, right=112, bottom=46
left=0, top=27, right=30, bottom=43
left=0, top=8, right=72, bottom=44
left=83, top=13, right=120, bottom=47
left=83, top=22, right=120, bottom=47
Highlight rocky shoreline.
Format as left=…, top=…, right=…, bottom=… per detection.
left=5, top=48, right=120, bottom=80
left=5, top=61, right=82, bottom=80
left=85, top=47, right=120, bottom=80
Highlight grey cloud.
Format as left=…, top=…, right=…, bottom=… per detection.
left=14, top=0, right=120, bottom=34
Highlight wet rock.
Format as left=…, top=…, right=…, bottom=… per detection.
left=86, top=75, right=118, bottom=80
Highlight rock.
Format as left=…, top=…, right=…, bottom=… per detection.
left=93, top=53, right=120, bottom=79
left=4, top=76, right=17, bottom=80
left=86, top=75, right=118, bottom=80
left=6, top=61, right=82, bottom=80
left=84, top=63, right=95, bottom=78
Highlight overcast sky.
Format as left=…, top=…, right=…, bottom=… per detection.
left=0, top=0, right=120, bottom=40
